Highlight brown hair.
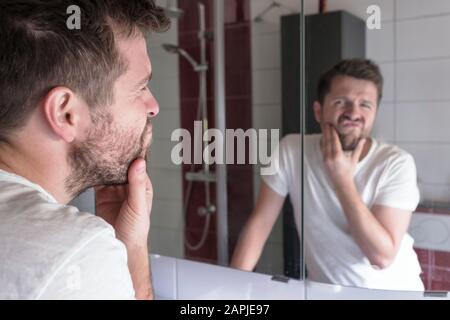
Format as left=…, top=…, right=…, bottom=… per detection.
left=0, top=0, right=170, bottom=142
left=317, top=58, right=383, bottom=105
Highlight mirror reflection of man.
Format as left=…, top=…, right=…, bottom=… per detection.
left=232, top=59, right=424, bottom=291
left=0, top=0, right=169, bottom=299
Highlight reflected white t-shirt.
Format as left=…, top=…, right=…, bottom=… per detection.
left=0, top=169, right=135, bottom=299
left=262, top=134, right=424, bottom=291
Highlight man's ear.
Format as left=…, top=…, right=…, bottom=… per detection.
left=41, top=87, right=83, bottom=143
left=313, top=101, right=322, bottom=124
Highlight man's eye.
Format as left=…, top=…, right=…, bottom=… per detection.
left=361, top=103, right=372, bottom=109
left=140, top=86, right=148, bottom=92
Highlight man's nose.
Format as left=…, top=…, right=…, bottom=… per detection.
left=146, top=93, right=160, bottom=117
left=344, top=102, right=360, bottom=120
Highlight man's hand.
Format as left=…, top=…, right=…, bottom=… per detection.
left=95, top=158, right=153, bottom=248
left=320, top=124, right=365, bottom=189
left=95, top=158, right=154, bottom=299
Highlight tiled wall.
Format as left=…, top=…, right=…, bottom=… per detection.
left=146, top=0, right=184, bottom=259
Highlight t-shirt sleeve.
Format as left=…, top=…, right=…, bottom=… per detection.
left=36, top=229, right=136, bottom=300
left=373, top=152, right=420, bottom=211
left=261, top=136, right=291, bottom=197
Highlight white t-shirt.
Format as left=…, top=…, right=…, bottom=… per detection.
left=0, top=169, right=136, bottom=299
left=263, top=134, right=424, bottom=291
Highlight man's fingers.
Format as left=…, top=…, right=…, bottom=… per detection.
left=352, top=138, right=366, bottom=163
left=330, top=126, right=341, bottom=156
left=145, top=175, right=153, bottom=217
left=127, top=158, right=149, bottom=215
left=321, top=124, right=332, bottom=160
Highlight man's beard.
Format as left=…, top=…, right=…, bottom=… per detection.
left=65, top=112, right=151, bottom=200
left=336, top=117, right=366, bottom=152
left=337, top=131, right=364, bottom=151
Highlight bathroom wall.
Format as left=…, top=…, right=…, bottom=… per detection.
left=148, top=0, right=256, bottom=267
left=146, top=0, right=184, bottom=259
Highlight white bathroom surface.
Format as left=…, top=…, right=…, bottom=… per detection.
left=150, top=255, right=449, bottom=300
left=176, top=258, right=305, bottom=300
left=150, top=254, right=305, bottom=300
left=306, top=280, right=449, bottom=300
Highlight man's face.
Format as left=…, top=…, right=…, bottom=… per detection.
left=314, top=75, right=378, bottom=151
left=66, top=34, right=159, bottom=197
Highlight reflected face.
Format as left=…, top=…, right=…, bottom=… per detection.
left=314, top=75, right=378, bottom=151
left=66, top=34, right=159, bottom=197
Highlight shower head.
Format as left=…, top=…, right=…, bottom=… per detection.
left=163, top=6, right=184, bottom=19
left=163, top=0, right=184, bottom=19
left=162, top=43, right=180, bottom=54
left=253, top=1, right=295, bottom=23
left=162, top=43, right=207, bottom=72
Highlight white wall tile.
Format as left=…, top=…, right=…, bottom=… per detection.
left=366, top=22, right=394, bottom=63
left=396, top=102, right=450, bottom=142
left=149, top=47, right=180, bottom=79
left=418, top=183, right=450, bottom=203
left=372, top=102, right=395, bottom=142
left=150, top=227, right=184, bottom=258
left=152, top=108, right=181, bottom=140
left=150, top=168, right=183, bottom=201
left=396, top=0, right=450, bottom=20
left=396, top=59, right=450, bottom=102
left=252, top=69, right=282, bottom=105
left=151, top=198, right=183, bottom=230
left=252, top=105, right=282, bottom=130
left=146, top=16, right=178, bottom=48
left=397, top=15, right=450, bottom=60
left=151, top=77, right=180, bottom=110
left=399, top=143, right=450, bottom=186
left=252, top=32, right=281, bottom=70
left=148, top=138, right=180, bottom=170
left=379, top=62, right=395, bottom=102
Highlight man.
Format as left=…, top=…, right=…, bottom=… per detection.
left=231, top=59, right=424, bottom=291
left=0, top=0, right=170, bottom=299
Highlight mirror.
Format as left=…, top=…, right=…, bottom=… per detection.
left=69, top=0, right=450, bottom=292
left=73, top=0, right=304, bottom=280
left=301, top=0, right=450, bottom=291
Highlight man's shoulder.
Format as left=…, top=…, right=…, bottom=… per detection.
left=372, top=140, right=415, bottom=164
left=0, top=178, right=111, bottom=237
left=0, top=180, right=117, bottom=299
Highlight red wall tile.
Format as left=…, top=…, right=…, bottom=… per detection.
left=178, top=0, right=253, bottom=263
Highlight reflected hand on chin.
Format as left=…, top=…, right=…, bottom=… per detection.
left=95, top=158, right=153, bottom=249
left=320, top=124, right=365, bottom=189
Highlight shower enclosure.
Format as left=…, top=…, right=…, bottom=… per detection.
left=160, top=0, right=229, bottom=265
